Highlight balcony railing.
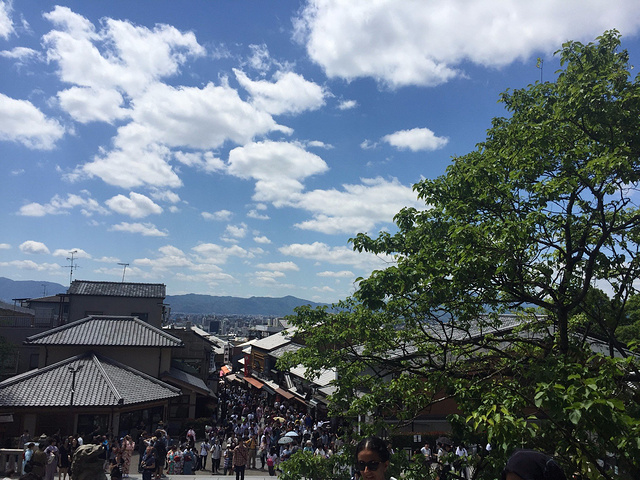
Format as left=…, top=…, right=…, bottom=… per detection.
left=0, top=316, right=64, bottom=328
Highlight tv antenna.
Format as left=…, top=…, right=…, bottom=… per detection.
left=66, top=250, right=79, bottom=285
left=118, top=263, right=129, bottom=282
left=42, top=284, right=47, bottom=297
left=536, top=57, right=544, bottom=83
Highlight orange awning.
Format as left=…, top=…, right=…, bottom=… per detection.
left=245, top=377, right=264, bottom=389
left=275, top=387, right=295, bottom=400
left=220, top=365, right=231, bottom=376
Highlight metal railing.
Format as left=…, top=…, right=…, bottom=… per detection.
left=0, top=316, right=63, bottom=328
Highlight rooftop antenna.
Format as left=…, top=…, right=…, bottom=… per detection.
left=118, top=263, right=129, bottom=282
left=42, top=284, right=47, bottom=297
left=66, top=250, right=78, bottom=285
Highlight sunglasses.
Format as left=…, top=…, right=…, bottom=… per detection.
left=356, top=461, right=380, bottom=471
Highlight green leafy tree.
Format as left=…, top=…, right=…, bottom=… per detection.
left=281, top=31, right=640, bottom=479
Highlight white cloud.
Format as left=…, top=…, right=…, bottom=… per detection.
left=255, top=261, right=299, bottom=271
left=0, top=93, right=65, bottom=150
left=43, top=6, right=205, bottom=97
left=247, top=210, right=270, bottom=220
left=149, top=189, right=181, bottom=204
left=293, top=177, right=424, bottom=234
left=175, top=151, right=225, bottom=173
left=253, top=235, right=271, bottom=244
left=17, top=192, right=108, bottom=217
left=109, top=222, right=168, bottom=236
left=134, top=244, right=193, bottom=269
left=280, top=241, right=393, bottom=269
left=0, top=243, right=10, bottom=249
left=202, top=210, right=233, bottom=221
left=19, top=240, right=50, bottom=255
left=52, top=248, right=91, bottom=259
left=337, top=99, right=357, bottom=110
left=317, top=270, right=354, bottom=278
left=95, top=256, right=120, bottom=263
left=307, top=140, right=333, bottom=149
left=382, top=127, right=448, bottom=152
left=227, top=141, right=328, bottom=206
left=360, top=139, right=377, bottom=150
left=72, top=141, right=181, bottom=189
left=0, top=47, right=40, bottom=61
left=106, top=192, right=163, bottom=218
left=294, top=0, right=640, bottom=88
left=224, top=223, right=248, bottom=240
left=192, top=242, right=253, bottom=264
left=0, top=260, right=61, bottom=272
left=58, top=87, right=129, bottom=124
left=234, top=68, right=327, bottom=115
left=0, top=1, right=13, bottom=39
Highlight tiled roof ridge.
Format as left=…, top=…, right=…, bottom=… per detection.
left=24, top=315, right=96, bottom=343
left=0, top=352, right=87, bottom=387
left=89, top=353, right=123, bottom=403
left=24, top=315, right=183, bottom=346
left=91, top=352, right=182, bottom=395
left=71, top=280, right=164, bottom=287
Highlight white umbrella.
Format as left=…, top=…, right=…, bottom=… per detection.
left=278, top=436, right=295, bottom=444
left=284, top=431, right=299, bottom=437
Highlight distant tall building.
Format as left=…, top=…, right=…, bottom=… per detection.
left=209, top=320, right=220, bottom=334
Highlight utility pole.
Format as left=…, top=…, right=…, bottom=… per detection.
left=66, top=250, right=78, bottom=285
left=118, top=263, right=129, bottom=282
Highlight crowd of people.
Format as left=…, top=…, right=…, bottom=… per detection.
left=14, top=378, right=568, bottom=480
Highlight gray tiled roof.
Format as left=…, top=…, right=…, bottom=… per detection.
left=0, top=353, right=181, bottom=407
left=162, top=367, right=210, bottom=395
left=68, top=280, right=166, bottom=298
left=25, top=316, right=182, bottom=347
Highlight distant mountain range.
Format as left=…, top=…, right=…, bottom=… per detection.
left=166, top=293, right=326, bottom=316
left=0, top=277, right=326, bottom=316
left=0, top=277, right=67, bottom=302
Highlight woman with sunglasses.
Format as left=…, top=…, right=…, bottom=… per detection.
left=354, top=437, right=396, bottom=480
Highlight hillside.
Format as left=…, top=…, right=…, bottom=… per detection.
left=166, top=293, right=327, bottom=316
left=0, top=278, right=326, bottom=316
left=0, top=277, right=67, bottom=302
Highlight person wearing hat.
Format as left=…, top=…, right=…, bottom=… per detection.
left=502, top=450, right=566, bottom=480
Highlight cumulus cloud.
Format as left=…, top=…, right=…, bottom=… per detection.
left=253, top=235, right=271, bottom=244
left=42, top=6, right=205, bottom=97
left=317, top=270, right=354, bottom=277
left=382, top=127, right=448, bottom=151
left=234, top=68, right=327, bottom=115
left=0, top=1, right=13, bottom=39
left=255, top=261, right=299, bottom=271
left=227, top=141, right=328, bottom=206
left=294, top=0, right=640, bottom=88
left=0, top=260, right=61, bottom=272
left=58, top=87, right=129, bottom=124
left=109, top=222, right=168, bottom=236
left=52, top=248, right=91, bottom=258
left=19, top=240, right=50, bottom=255
left=17, top=192, right=108, bottom=217
left=202, top=210, right=233, bottom=221
left=337, top=99, right=357, bottom=110
left=106, top=192, right=163, bottom=218
left=280, top=241, right=392, bottom=269
left=192, top=242, right=254, bottom=264
left=0, top=47, right=40, bottom=62
left=0, top=243, right=10, bottom=249
left=293, top=176, right=423, bottom=234
left=175, top=151, right=225, bottom=173
left=0, top=93, right=65, bottom=150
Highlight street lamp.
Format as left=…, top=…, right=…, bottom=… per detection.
left=68, top=364, right=84, bottom=407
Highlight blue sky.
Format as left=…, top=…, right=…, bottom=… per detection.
left=2, top=1, right=640, bottom=303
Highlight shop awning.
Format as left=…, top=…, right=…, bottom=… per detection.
left=275, top=387, right=295, bottom=400
left=244, top=377, right=264, bottom=389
